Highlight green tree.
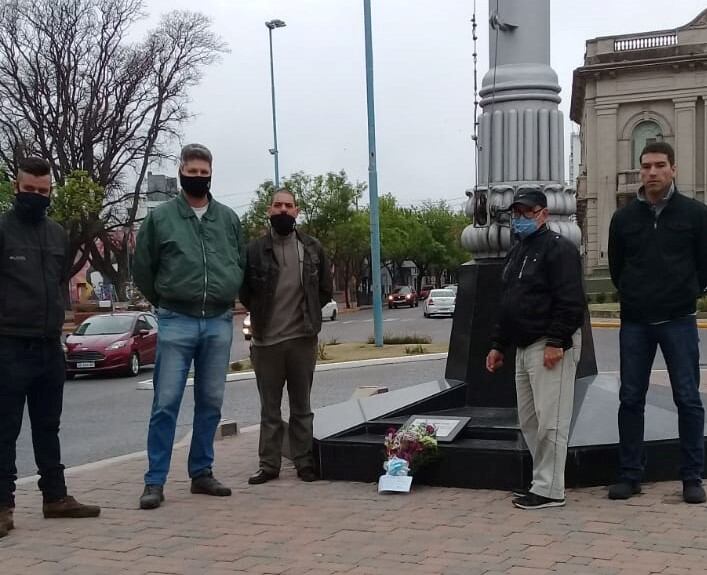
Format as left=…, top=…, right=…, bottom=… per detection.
left=333, top=210, right=370, bottom=308
left=50, top=171, right=106, bottom=274
left=241, top=179, right=276, bottom=242
left=378, top=195, right=412, bottom=285
left=417, top=200, right=468, bottom=286
left=0, top=169, right=12, bottom=213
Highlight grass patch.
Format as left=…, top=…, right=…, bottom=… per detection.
left=405, top=344, right=426, bottom=355
left=366, top=332, right=432, bottom=345
left=229, top=341, right=447, bottom=372
left=588, top=303, right=620, bottom=312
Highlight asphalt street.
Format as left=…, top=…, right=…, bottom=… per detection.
left=15, top=304, right=707, bottom=480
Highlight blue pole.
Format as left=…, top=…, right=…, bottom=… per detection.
left=363, top=0, right=383, bottom=347
left=268, top=27, right=280, bottom=187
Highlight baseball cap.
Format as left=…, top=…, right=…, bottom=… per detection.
left=510, top=189, right=547, bottom=209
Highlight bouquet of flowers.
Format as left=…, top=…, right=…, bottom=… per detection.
left=383, top=423, right=438, bottom=476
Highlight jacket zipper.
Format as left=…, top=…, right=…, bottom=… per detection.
left=38, top=225, right=49, bottom=335
left=518, top=255, right=528, bottom=279
left=200, top=224, right=208, bottom=317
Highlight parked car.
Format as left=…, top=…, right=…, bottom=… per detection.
left=64, top=312, right=158, bottom=378
left=242, top=299, right=338, bottom=340
left=322, top=299, right=338, bottom=321
left=388, top=286, right=418, bottom=309
left=418, top=284, right=435, bottom=300
left=423, top=288, right=456, bottom=318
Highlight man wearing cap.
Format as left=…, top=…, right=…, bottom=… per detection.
left=133, top=143, right=245, bottom=509
left=486, top=188, right=585, bottom=510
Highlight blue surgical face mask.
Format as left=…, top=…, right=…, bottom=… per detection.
left=511, top=215, right=539, bottom=239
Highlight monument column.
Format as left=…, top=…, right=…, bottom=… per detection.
left=448, top=0, right=594, bottom=407
left=595, top=104, right=618, bottom=266
left=674, top=96, right=697, bottom=198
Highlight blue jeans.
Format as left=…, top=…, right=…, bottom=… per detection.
left=618, top=316, right=704, bottom=482
left=144, top=308, right=233, bottom=486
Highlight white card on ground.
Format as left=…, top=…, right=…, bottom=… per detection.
left=378, top=474, right=412, bottom=493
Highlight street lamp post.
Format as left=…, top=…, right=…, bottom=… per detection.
left=265, top=19, right=286, bottom=187
left=363, top=0, right=384, bottom=347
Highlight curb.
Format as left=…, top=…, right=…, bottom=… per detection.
left=16, top=421, right=260, bottom=484
left=136, top=352, right=448, bottom=390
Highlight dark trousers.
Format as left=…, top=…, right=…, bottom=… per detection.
left=251, top=336, right=317, bottom=474
left=618, top=317, right=704, bottom=482
left=0, top=336, right=67, bottom=507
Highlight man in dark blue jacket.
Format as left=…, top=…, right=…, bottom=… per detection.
left=608, top=142, right=707, bottom=503
left=0, top=157, right=100, bottom=539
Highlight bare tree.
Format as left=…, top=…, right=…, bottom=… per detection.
left=0, top=0, right=227, bottom=292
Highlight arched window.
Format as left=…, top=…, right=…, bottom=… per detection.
left=632, top=121, right=663, bottom=168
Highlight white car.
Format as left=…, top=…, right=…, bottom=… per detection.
left=243, top=299, right=338, bottom=340
left=423, top=289, right=456, bottom=318
left=322, top=299, right=338, bottom=321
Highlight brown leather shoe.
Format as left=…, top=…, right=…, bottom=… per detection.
left=43, top=496, right=101, bottom=519
left=0, top=506, right=14, bottom=532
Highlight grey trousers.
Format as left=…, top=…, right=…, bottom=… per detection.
left=251, top=336, right=317, bottom=473
left=515, top=330, right=581, bottom=500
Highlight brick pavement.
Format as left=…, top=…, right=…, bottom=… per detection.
left=3, top=429, right=707, bottom=575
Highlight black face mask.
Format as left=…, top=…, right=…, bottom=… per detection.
left=180, top=173, right=211, bottom=198
left=269, top=212, right=296, bottom=236
left=15, top=192, right=50, bottom=224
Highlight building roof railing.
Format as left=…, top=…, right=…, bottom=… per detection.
left=614, top=32, right=678, bottom=52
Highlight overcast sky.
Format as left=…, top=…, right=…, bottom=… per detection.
left=141, top=0, right=707, bottom=215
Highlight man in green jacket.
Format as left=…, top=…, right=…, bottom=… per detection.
left=133, top=144, right=245, bottom=510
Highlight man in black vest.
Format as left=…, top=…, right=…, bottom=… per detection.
left=608, top=142, right=707, bottom=503
left=0, top=157, right=100, bottom=539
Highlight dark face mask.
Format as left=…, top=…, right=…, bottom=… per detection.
left=15, top=191, right=50, bottom=223
left=180, top=173, right=211, bottom=198
left=269, top=212, right=296, bottom=236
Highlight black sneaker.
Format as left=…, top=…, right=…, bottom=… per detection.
left=191, top=474, right=232, bottom=496
left=512, top=493, right=565, bottom=510
left=512, top=486, right=530, bottom=498
left=608, top=481, right=641, bottom=500
left=683, top=480, right=706, bottom=504
left=139, top=485, right=164, bottom=510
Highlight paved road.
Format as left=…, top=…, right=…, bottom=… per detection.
left=231, top=304, right=454, bottom=358
left=16, top=323, right=707, bottom=479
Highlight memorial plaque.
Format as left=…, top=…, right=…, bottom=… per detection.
left=405, top=415, right=470, bottom=443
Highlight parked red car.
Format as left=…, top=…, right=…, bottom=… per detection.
left=64, top=312, right=158, bottom=379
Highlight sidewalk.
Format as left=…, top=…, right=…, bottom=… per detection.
left=5, top=428, right=707, bottom=574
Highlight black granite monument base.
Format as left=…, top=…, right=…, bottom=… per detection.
left=313, top=260, right=707, bottom=488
